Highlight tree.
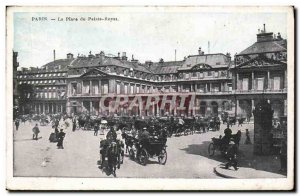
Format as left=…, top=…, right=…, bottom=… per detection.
left=17, top=83, right=35, bottom=114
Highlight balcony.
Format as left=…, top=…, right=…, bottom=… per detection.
left=67, top=90, right=234, bottom=98
left=234, top=89, right=287, bottom=94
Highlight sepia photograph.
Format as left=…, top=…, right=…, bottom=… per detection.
left=6, top=6, right=294, bottom=190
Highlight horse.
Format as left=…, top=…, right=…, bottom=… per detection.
left=107, top=142, right=120, bottom=177
left=122, top=132, right=135, bottom=154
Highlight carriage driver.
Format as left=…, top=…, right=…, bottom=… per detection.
left=106, top=126, right=117, bottom=142
left=100, top=126, right=118, bottom=168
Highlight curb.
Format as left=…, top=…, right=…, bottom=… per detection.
left=213, top=167, right=236, bottom=179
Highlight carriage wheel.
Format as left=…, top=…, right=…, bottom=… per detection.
left=138, top=149, right=148, bottom=166
left=158, top=149, right=167, bottom=165
left=208, top=143, right=215, bottom=156
left=129, top=149, right=135, bottom=160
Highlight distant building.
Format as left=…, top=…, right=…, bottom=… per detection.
left=13, top=51, right=19, bottom=118
left=16, top=53, right=70, bottom=114
left=15, top=25, right=288, bottom=120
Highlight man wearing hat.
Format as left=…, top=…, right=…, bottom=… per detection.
left=57, top=129, right=66, bottom=149
left=106, top=126, right=117, bottom=142
left=224, top=140, right=238, bottom=170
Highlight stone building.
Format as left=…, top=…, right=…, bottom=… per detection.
left=15, top=25, right=288, bottom=119
left=13, top=51, right=19, bottom=118
left=232, top=25, right=287, bottom=120
left=16, top=51, right=69, bottom=114
left=65, top=49, right=233, bottom=117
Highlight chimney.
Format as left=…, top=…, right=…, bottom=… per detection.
left=122, top=52, right=127, bottom=60
left=145, top=60, right=153, bottom=68
left=53, top=50, right=56, bottom=61
left=131, top=55, right=139, bottom=63
left=99, top=51, right=105, bottom=61
left=118, top=52, right=120, bottom=59
left=67, top=53, right=74, bottom=59
left=198, top=47, right=202, bottom=55
left=277, top=32, right=282, bottom=40
left=257, top=24, right=273, bottom=42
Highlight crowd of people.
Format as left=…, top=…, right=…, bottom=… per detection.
left=13, top=112, right=287, bottom=174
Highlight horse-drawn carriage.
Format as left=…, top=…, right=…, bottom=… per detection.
left=128, top=135, right=167, bottom=166
left=207, top=117, right=220, bottom=131
left=98, top=139, right=125, bottom=177
left=208, top=131, right=241, bottom=156
left=208, top=137, right=228, bottom=156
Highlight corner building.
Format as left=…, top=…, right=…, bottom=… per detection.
left=232, top=28, right=287, bottom=119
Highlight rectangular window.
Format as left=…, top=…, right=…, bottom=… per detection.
left=199, top=72, right=204, bottom=78
left=242, top=78, right=249, bottom=91
left=83, top=81, right=90, bottom=94
left=214, top=84, right=220, bottom=92
left=116, top=83, right=121, bottom=94
left=136, top=85, right=140, bottom=93
left=257, top=78, right=264, bottom=91
left=228, top=83, right=232, bottom=92
left=130, top=85, right=134, bottom=94
left=185, top=73, right=190, bottom=79
left=102, top=80, right=109, bottom=94
left=198, top=84, right=205, bottom=92
left=124, top=84, right=128, bottom=94
left=214, top=71, right=219, bottom=78
left=274, top=77, right=281, bottom=90
left=192, top=72, right=197, bottom=77
left=71, top=83, right=77, bottom=95
left=92, top=80, right=99, bottom=95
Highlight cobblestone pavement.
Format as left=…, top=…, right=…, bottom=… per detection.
left=13, top=120, right=284, bottom=178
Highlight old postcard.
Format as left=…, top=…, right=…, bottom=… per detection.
left=6, top=6, right=294, bottom=190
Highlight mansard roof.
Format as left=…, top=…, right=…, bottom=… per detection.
left=69, top=56, right=152, bottom=73
left=145, top=61, right=183, bottom=74
left=179, top=53, right=231, bottom=70
left=238, top=39, right=287, bottom=55
left=41, top=58, right=74, bottom=70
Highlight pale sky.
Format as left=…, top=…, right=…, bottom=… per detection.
left=13, top=11, right=287, bottom=68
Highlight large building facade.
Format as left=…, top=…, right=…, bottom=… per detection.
left=15, top=27, right=287, bottom=119
left=16, top=52, right=69, bottom=114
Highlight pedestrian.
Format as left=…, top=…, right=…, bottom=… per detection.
left=57, top=129, right=66, bottom=149
left=225, top=141, right=238, bottom=170
left=15, top=119, right=19, bottom=131
left=244, top=129, right=252, bottom=144
left=32, top=124, right=40, bottom=140
left=72, top=118, right=76, bottom=132
left=94, top=123, right=99, bottom=136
